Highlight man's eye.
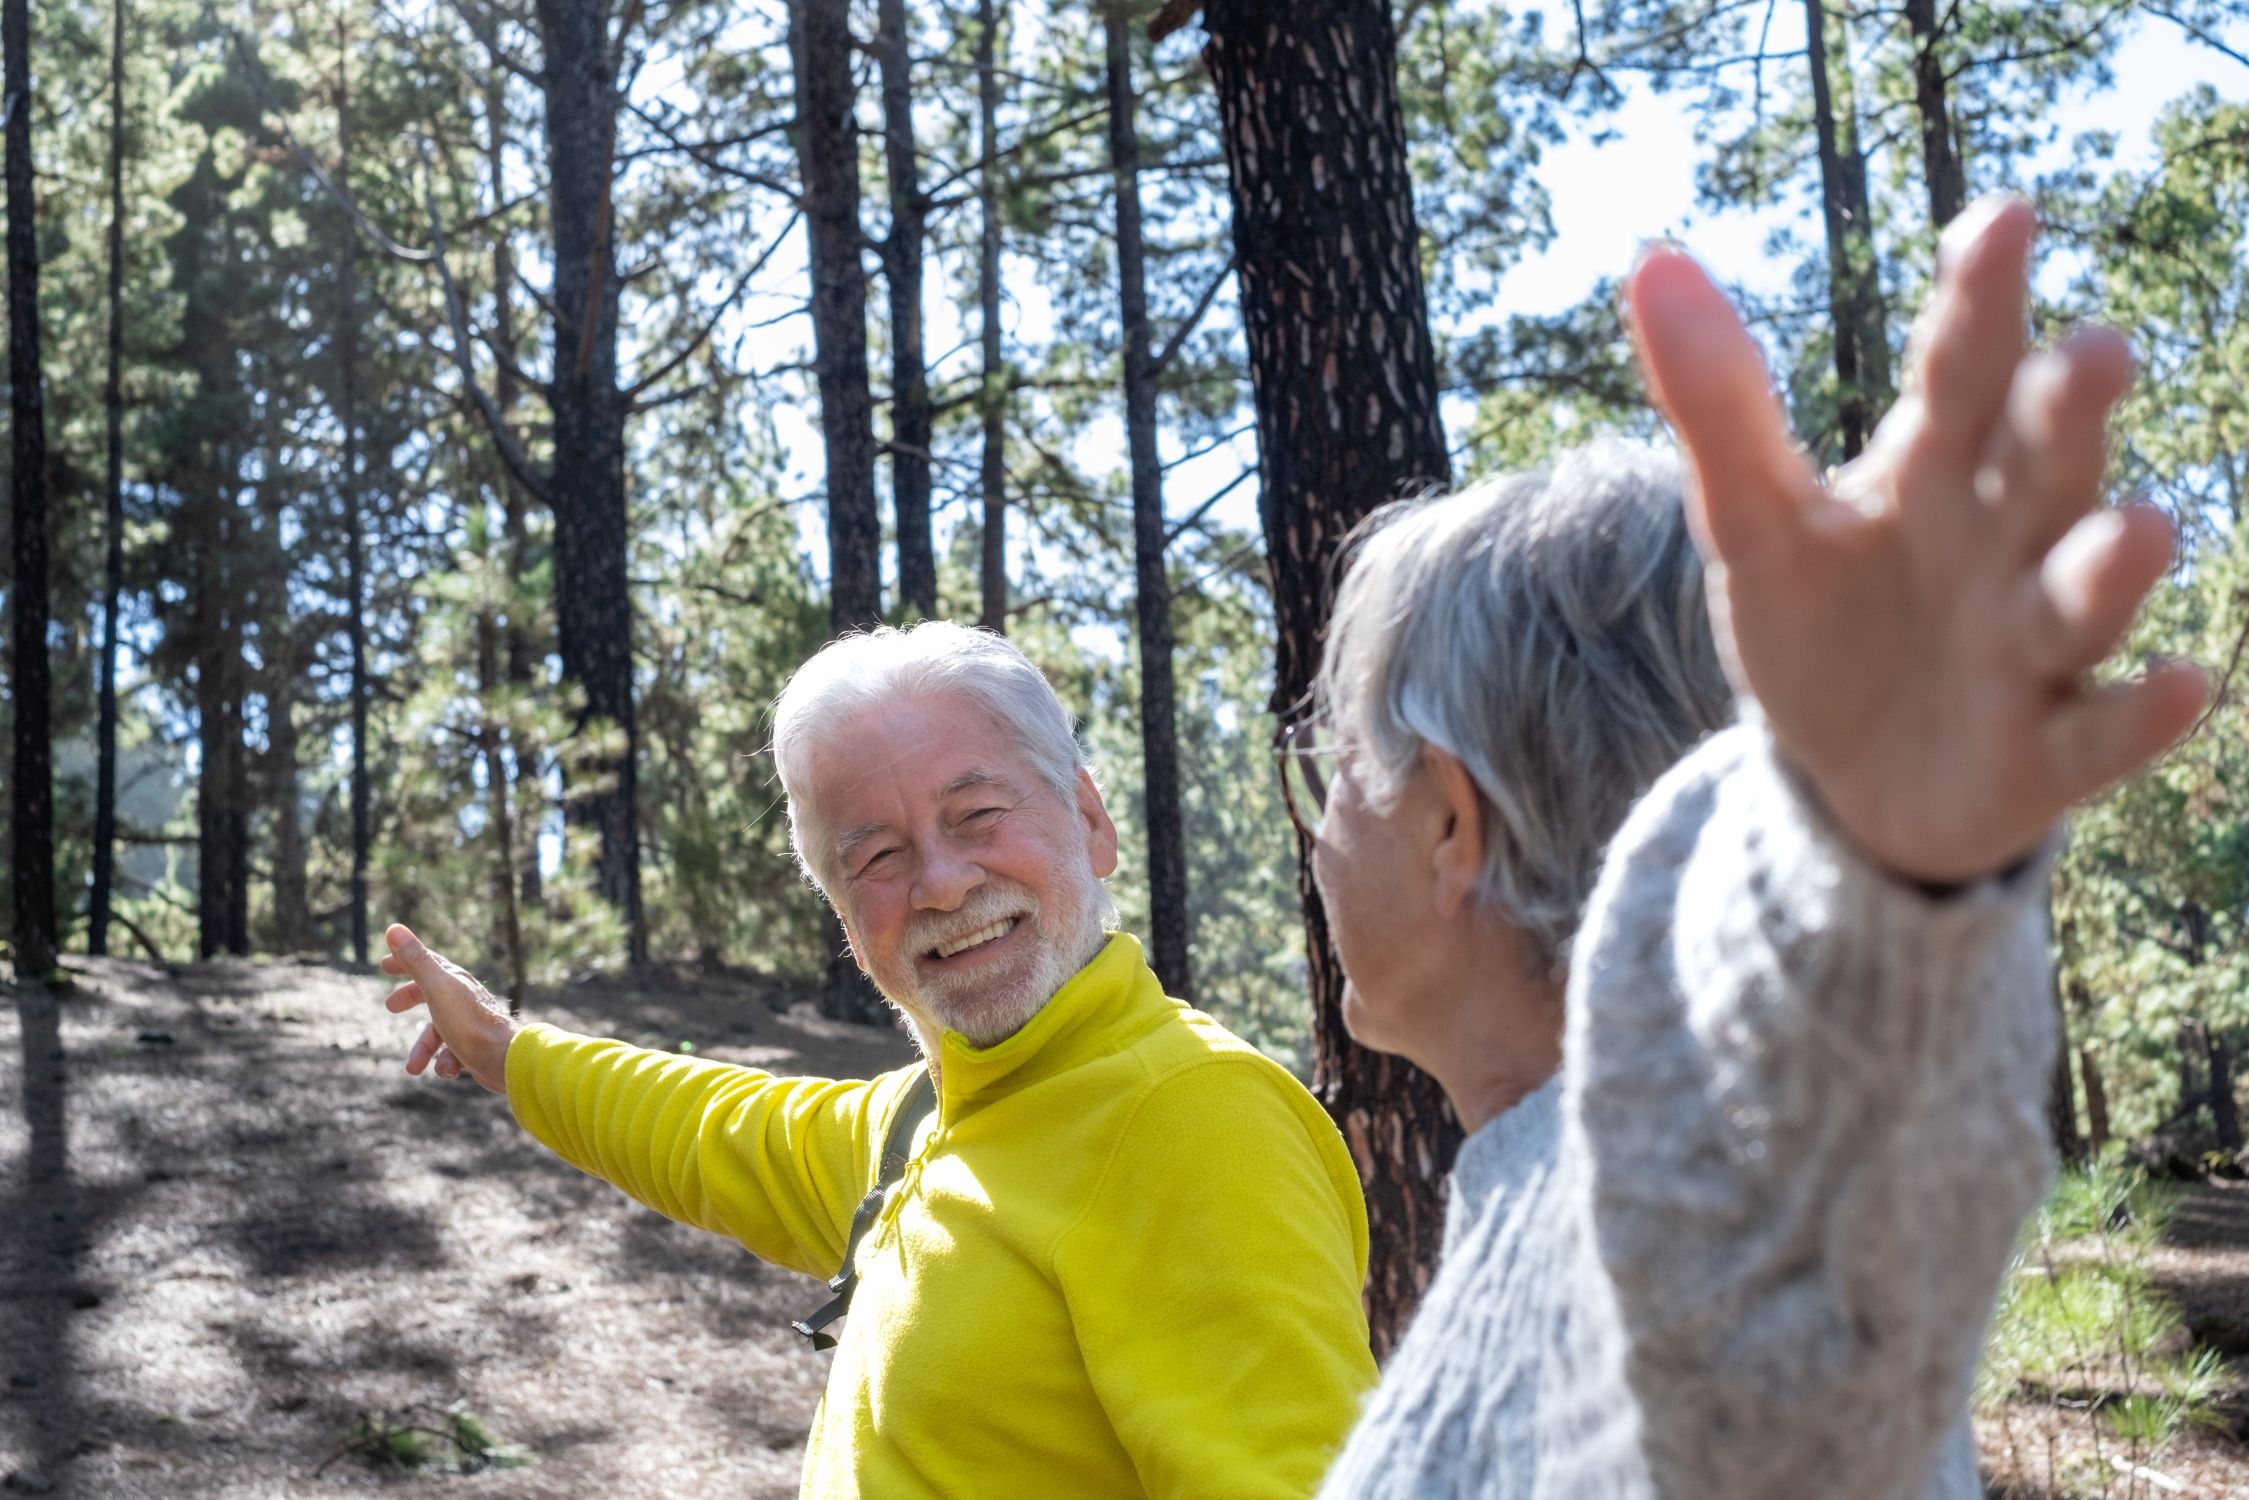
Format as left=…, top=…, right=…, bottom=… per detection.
left=965, top=807, right=1003, bottom=825
left=858, top=849, right=898, bottom=876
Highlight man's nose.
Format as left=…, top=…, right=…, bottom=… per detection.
left=911, top=841, right=983, bottom=911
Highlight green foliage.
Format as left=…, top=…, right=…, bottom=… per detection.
left=323, top=1405, right=530, bottom=1476
left=1981, top=1165, right=2230, bottom=1493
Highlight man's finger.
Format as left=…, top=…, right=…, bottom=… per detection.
left=1625, top=245, right=1818, bottom=568
left=384, top=982, right=426, bottom=1015
left=406, top=1021, right=444, bottom=1076
left=2011, top=504, right=2176, bottom=680
left=379, top=953, right=407, bottom=976
left=434, top=1047, right=464, bottom=1081
left=1985, top=327, right=2133, bottom=562
left=1906, top=196, right=2037, bottom=464
left=386, top=923, right=442, bottom=978
left=2043, top=661, right=2210, bottom=805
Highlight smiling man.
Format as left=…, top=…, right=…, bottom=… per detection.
left=376, top=622, right=1378, bottom=1500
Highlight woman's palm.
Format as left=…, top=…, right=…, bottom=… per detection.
left=1628, top=199, right=2207, bottom=884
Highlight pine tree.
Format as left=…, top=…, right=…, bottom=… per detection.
left=1189, top=0, right=1460, bottom=1354
left=3, top=0, right=55, bottom=980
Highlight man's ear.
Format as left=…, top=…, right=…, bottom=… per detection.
left=1423, top=746, right=1486, bottom=919
left=835, top=905, right=873, bottom=976
left=1075, top=767, right=1121, bottom=879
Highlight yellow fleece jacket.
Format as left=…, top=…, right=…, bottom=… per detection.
left=505, top=933, right=1377, bottom=1499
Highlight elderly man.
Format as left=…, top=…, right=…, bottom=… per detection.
left=377, top=621, right=1378, bottom=1499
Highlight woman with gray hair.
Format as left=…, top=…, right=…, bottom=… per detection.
left=1305, top=198, right=2207, bottom=1498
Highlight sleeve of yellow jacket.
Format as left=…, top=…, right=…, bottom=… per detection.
left=1053, top=1056, right=1379, bottom=1500
left=504, top=1021, right=924, bottom=1280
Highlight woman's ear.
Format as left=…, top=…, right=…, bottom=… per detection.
left=1422, top=746, right=1486, bottom=918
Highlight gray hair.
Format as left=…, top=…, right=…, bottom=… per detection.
left=1317, top=439, right=1735, bottom=970
left=770, top=621, right=1090, bottom=894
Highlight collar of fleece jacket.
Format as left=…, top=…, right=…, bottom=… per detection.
left=930, top=931, right=1169, bottom=1116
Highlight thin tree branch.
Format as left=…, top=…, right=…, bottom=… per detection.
left=421, top=155, right=552, bottom=506
left=621, top=212, right=796, bottom=400
left=1162, top=464, right=1256, bottom=548
left=1151, top=250, right=1239, bottom=378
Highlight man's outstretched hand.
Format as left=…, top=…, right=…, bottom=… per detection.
left=381, top=924, right=516, bottom=1094
left=1626, top=196, right=2210, bottom=886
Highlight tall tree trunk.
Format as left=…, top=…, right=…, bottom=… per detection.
left=2178, top=1018, right=2206, bottom=1123
left=791, top=0, right=883, bottom=633
left=2049, top=969, right=2083, bottom=1163
left=476, top=555, right=527, bottom=1007
left=975, top=0, right=1008, bottom=632
left=2081, top=1044, right=2110, bottom=1155
left=1902, top=0, right=1965, bottom=230
left=338, top=20, right=371, bottom=965
left=1105, top=0, right=1192, bottom=1002
left=876, top=0, right=935, bottom=619
left=90, top=0, right=127, bottom=959
left=789, top=0, right=886, bottom=1024
left=536, top=0, right=645, bottom=964
left=5, top=0, right=55, bottom=981
left=193, top=490, right=249, bottom=959
left=485, top=49, right=543, bottom=913
left=1803, top=0, right=1890, bottom=461
left=269, top=669, right=309, bottom=952
left=2210, top=1028, right=2242, bottom=1155
left=1202, top=0, right=1458, bottom=1357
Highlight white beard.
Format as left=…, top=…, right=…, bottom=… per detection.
left=874, top=867, right=1112, bottom=1050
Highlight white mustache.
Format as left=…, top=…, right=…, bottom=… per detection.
left=906, top=884, right=1038, bottom=960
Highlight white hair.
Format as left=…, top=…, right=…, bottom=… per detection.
left=770, top=621, right=1090, bottom=894
left=1317, top=440, right=1735, bottom=970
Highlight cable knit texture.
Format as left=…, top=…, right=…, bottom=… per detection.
left=1319, top=723, right=2055, bottom=1499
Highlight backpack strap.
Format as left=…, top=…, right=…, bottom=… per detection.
left=791, top=1066, right=937, bottom=1351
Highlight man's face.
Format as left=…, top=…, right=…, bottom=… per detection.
left=808, top=693, right=1119, bottom=1047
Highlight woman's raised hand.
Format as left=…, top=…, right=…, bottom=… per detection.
left=1626, top=196, right=2209, bottom=886
left=380, top=923, right=516, bottom=1094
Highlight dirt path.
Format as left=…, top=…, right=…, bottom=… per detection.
left=1, top=956, right=915, bottom=1499
left=16, top=960, right=2249, bottom=1498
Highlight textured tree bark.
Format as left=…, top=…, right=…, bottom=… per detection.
left=2048, top=969, right=2084, bottom=1163
left=484, top=52, right=543, bottom=914
left=2211, top=1028, right=2242, bottom=1155
left=790, top=0, right=888, bottom=1024
left=338, top=21, right=372, bottom=965
left=1804, top=0, right=1890, bottom=460
left=975, top=0, right=1009, bottom=633
left=4, top=0, right=54, bottom=981
left=536, top=0, right=646, bottom=964
left=192, top=490, right=250, bottom=960
left=2081, top=1044, right=2110, bottom=1155
left=90, top=0, right=128, bottom=960
left=791, top=0, right=884, bottom=634
left=1903, top=0, right=1965, bottom=230
left=269, top=672, right=310, bottom=954
left=477, top=580, right=527, bottom=1006
left=1202, top=0, right=1459, bottom=1357
left=1105, top=0, right=1193, bottom=1002
left=876, top=0, right=935, bottom=619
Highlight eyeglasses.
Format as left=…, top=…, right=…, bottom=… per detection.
left=1275, top=715, right=1342, bottom=843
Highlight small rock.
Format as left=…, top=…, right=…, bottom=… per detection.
left=3, top=1470, right=56, bottom=1494
left=69, top=1290, right=101, bottom=1311
left=7, top=1373, right=35, bottom=1390
left=135, top=1030, right=174, bottom=1046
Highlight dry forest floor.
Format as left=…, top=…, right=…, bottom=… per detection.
left=9, top=957, right=2249, bottom=1497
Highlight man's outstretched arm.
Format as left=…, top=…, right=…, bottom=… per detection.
left=379, top=922, right=910, bottom=1278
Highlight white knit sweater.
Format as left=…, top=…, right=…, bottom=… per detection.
left=1318, top=724, right=2054, bottom=1499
